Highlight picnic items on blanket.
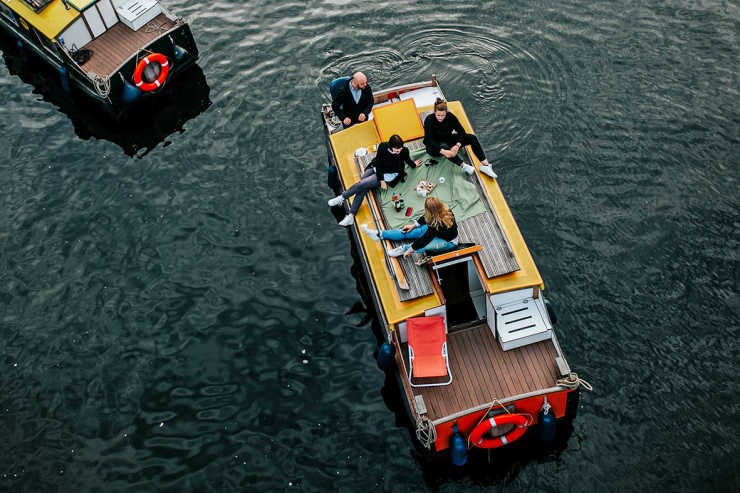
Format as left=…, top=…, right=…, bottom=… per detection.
left=415, top=180, right=436, bottom=197
left=379, top=149, right=486, bottom=229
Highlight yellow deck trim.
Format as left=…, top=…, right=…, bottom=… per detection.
left=3, top=0, right=80, bottom=39
left=329, top=100, right=543, bottom=324
left=329, top=121, right=440, bottom=324
left=445, top=101, right=544, bottom=294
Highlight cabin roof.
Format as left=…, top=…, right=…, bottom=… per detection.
left=4, top=0, right=81, bottom=39
left=329, top=99, right=543, bottom=325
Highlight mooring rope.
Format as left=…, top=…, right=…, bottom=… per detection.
left=88, top=73, right=110, bottom=98
left=144, top=21, right=170, bottom=34
left=557, top=372, right=593, bottom=391
left=415, top=415, right=437, bottom=450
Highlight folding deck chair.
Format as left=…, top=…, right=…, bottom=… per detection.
left=407, top=316, right=453, bottom=387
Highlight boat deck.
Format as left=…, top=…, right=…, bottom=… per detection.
left=401, top=323, right=561, bottom=421
left=355, top=139, right=520, bottom=301
left=80, top=14, right=175, bottom=78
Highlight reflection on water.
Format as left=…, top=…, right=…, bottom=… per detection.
left=0, top=30, right=211, bottom=157
left=0, top=0, right=738, bottom=490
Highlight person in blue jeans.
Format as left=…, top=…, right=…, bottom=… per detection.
left=362, top=197, right=458, bottom=261
left=328, top=134, right=421, bottom=227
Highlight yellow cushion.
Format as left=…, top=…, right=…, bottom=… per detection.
left=372, top=99, right=424, bottom=142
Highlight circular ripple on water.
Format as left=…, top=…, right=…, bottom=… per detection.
left=320, top=25, right=572, bottom=160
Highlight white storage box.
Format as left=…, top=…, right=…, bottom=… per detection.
left=112, top=0, right=162, bottom=31
left=492, top=289, right=552, bottom=351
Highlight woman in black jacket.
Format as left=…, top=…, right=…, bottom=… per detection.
left=423, top=98, right=497, bottom=178
left=328, top=134, right=421, bottom=227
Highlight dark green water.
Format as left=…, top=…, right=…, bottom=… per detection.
left=1, top=0, right=738, bottom=491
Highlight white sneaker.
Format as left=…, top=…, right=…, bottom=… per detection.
left=338, top=214, right=354, bottom=227
left=328, top=195, right=344, bottom=207
left=479, top=164, right=498, bottom=179
left=361, top=224, right=380, bottom=241
left=387, top=246, right=406, bottom=257
left=462, top=164, right=475, bottom=175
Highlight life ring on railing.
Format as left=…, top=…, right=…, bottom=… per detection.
left=469, top=413, right=530, bottom=448
left=132, top=53, right=170, bottom=92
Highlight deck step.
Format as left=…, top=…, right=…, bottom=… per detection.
left=493, top=292, right=552, bottom=351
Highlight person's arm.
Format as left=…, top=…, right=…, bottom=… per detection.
left=359, top=85, right=374, bottom=117
left=373, top=144, right=389, bottom=177
left=449, top=113, right=466, bottom=143
left=331, top=87, right=348, bottom=121
left=401, top=148, right=417, bottom=168
left=423, top=116, right=442, bottom=155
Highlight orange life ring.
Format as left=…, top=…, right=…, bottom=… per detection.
left=132, top=53, right=170, bottom=92
left=469, top=413, right=530, bottom=449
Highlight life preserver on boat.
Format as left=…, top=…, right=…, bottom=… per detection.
left=469, top=413, right=530, bottom=449
left=132, top=53, right=170, bottom=92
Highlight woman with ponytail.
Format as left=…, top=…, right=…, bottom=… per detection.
left=423, top=98, right=497, bottom=178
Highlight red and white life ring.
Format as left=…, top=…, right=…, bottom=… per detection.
left=132, top=53, right=170, bottom=92
left=469, top=413, right=530, bottom=449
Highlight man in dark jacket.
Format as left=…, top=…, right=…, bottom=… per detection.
left=331, top=72, right=373, bottom=127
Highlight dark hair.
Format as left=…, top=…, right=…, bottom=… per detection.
left=434, top=98, right=447, bottom=112
left=388, top=134, right=403, bottom=148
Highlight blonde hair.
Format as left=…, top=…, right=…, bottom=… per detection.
left=434, top=97, right=447, bottom=112
left=424, top=197, right=454, bottom=229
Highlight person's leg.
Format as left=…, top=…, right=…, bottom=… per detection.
left=438, top=142, right=464, bottom=165
left=342, top=168, right=377, bottom=200
left=414, top=237, right=456, bottom=254
left=460, top=133, right=486, bottom=162
left=347, top=170, right=380, bottom=216
left=379, top=225, right=428, bottom=241
left=461, top=133, right=497, bottom=177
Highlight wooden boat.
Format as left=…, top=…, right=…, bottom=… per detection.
left=0, top=0, right=199, bottom=119
left=322, top=77, right=589, bottom=460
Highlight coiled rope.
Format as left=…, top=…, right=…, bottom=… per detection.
left=557, top=372, right=593, bottom=391
left=415, top=415, right=437, bottom=450
left=88, top=73, right=110, bottom=99
left=144, top=21, right=170, bottom=33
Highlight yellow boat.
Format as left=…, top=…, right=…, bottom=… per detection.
left=322, top=77, right=589, bottom=460
left=0, top=0, right=199, bottom=118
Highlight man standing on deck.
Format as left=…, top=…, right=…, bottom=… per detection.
left=331, top=72, right=373, bottom=128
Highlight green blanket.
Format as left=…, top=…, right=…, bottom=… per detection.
left=378, top=149, right=486, bottom=229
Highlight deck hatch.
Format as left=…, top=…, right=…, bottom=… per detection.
left=493, top=293, right=552, bottom=351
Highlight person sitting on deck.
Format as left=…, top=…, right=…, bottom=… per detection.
left=331, top=72, right=374, bottom=128
left=423, top=97, right=498, bottom=179
left=361, top=197, right=459, bottom=262
left=328, top=134, right=422, bottom=227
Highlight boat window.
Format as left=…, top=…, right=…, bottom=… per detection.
left=58, top=17, right=93, bottom=51
left=96, top=0, right=119, bottom=29
left=83, top=6, right=107, bottom=38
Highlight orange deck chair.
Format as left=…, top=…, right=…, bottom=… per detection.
left=407, top=316, right=453, bottom=387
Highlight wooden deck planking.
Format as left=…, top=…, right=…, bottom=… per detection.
left=401, top=323, right=560, bottom=421
left=80, top=15, right=175, bottom=77
left=519, top=344, right=547, bottom=389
